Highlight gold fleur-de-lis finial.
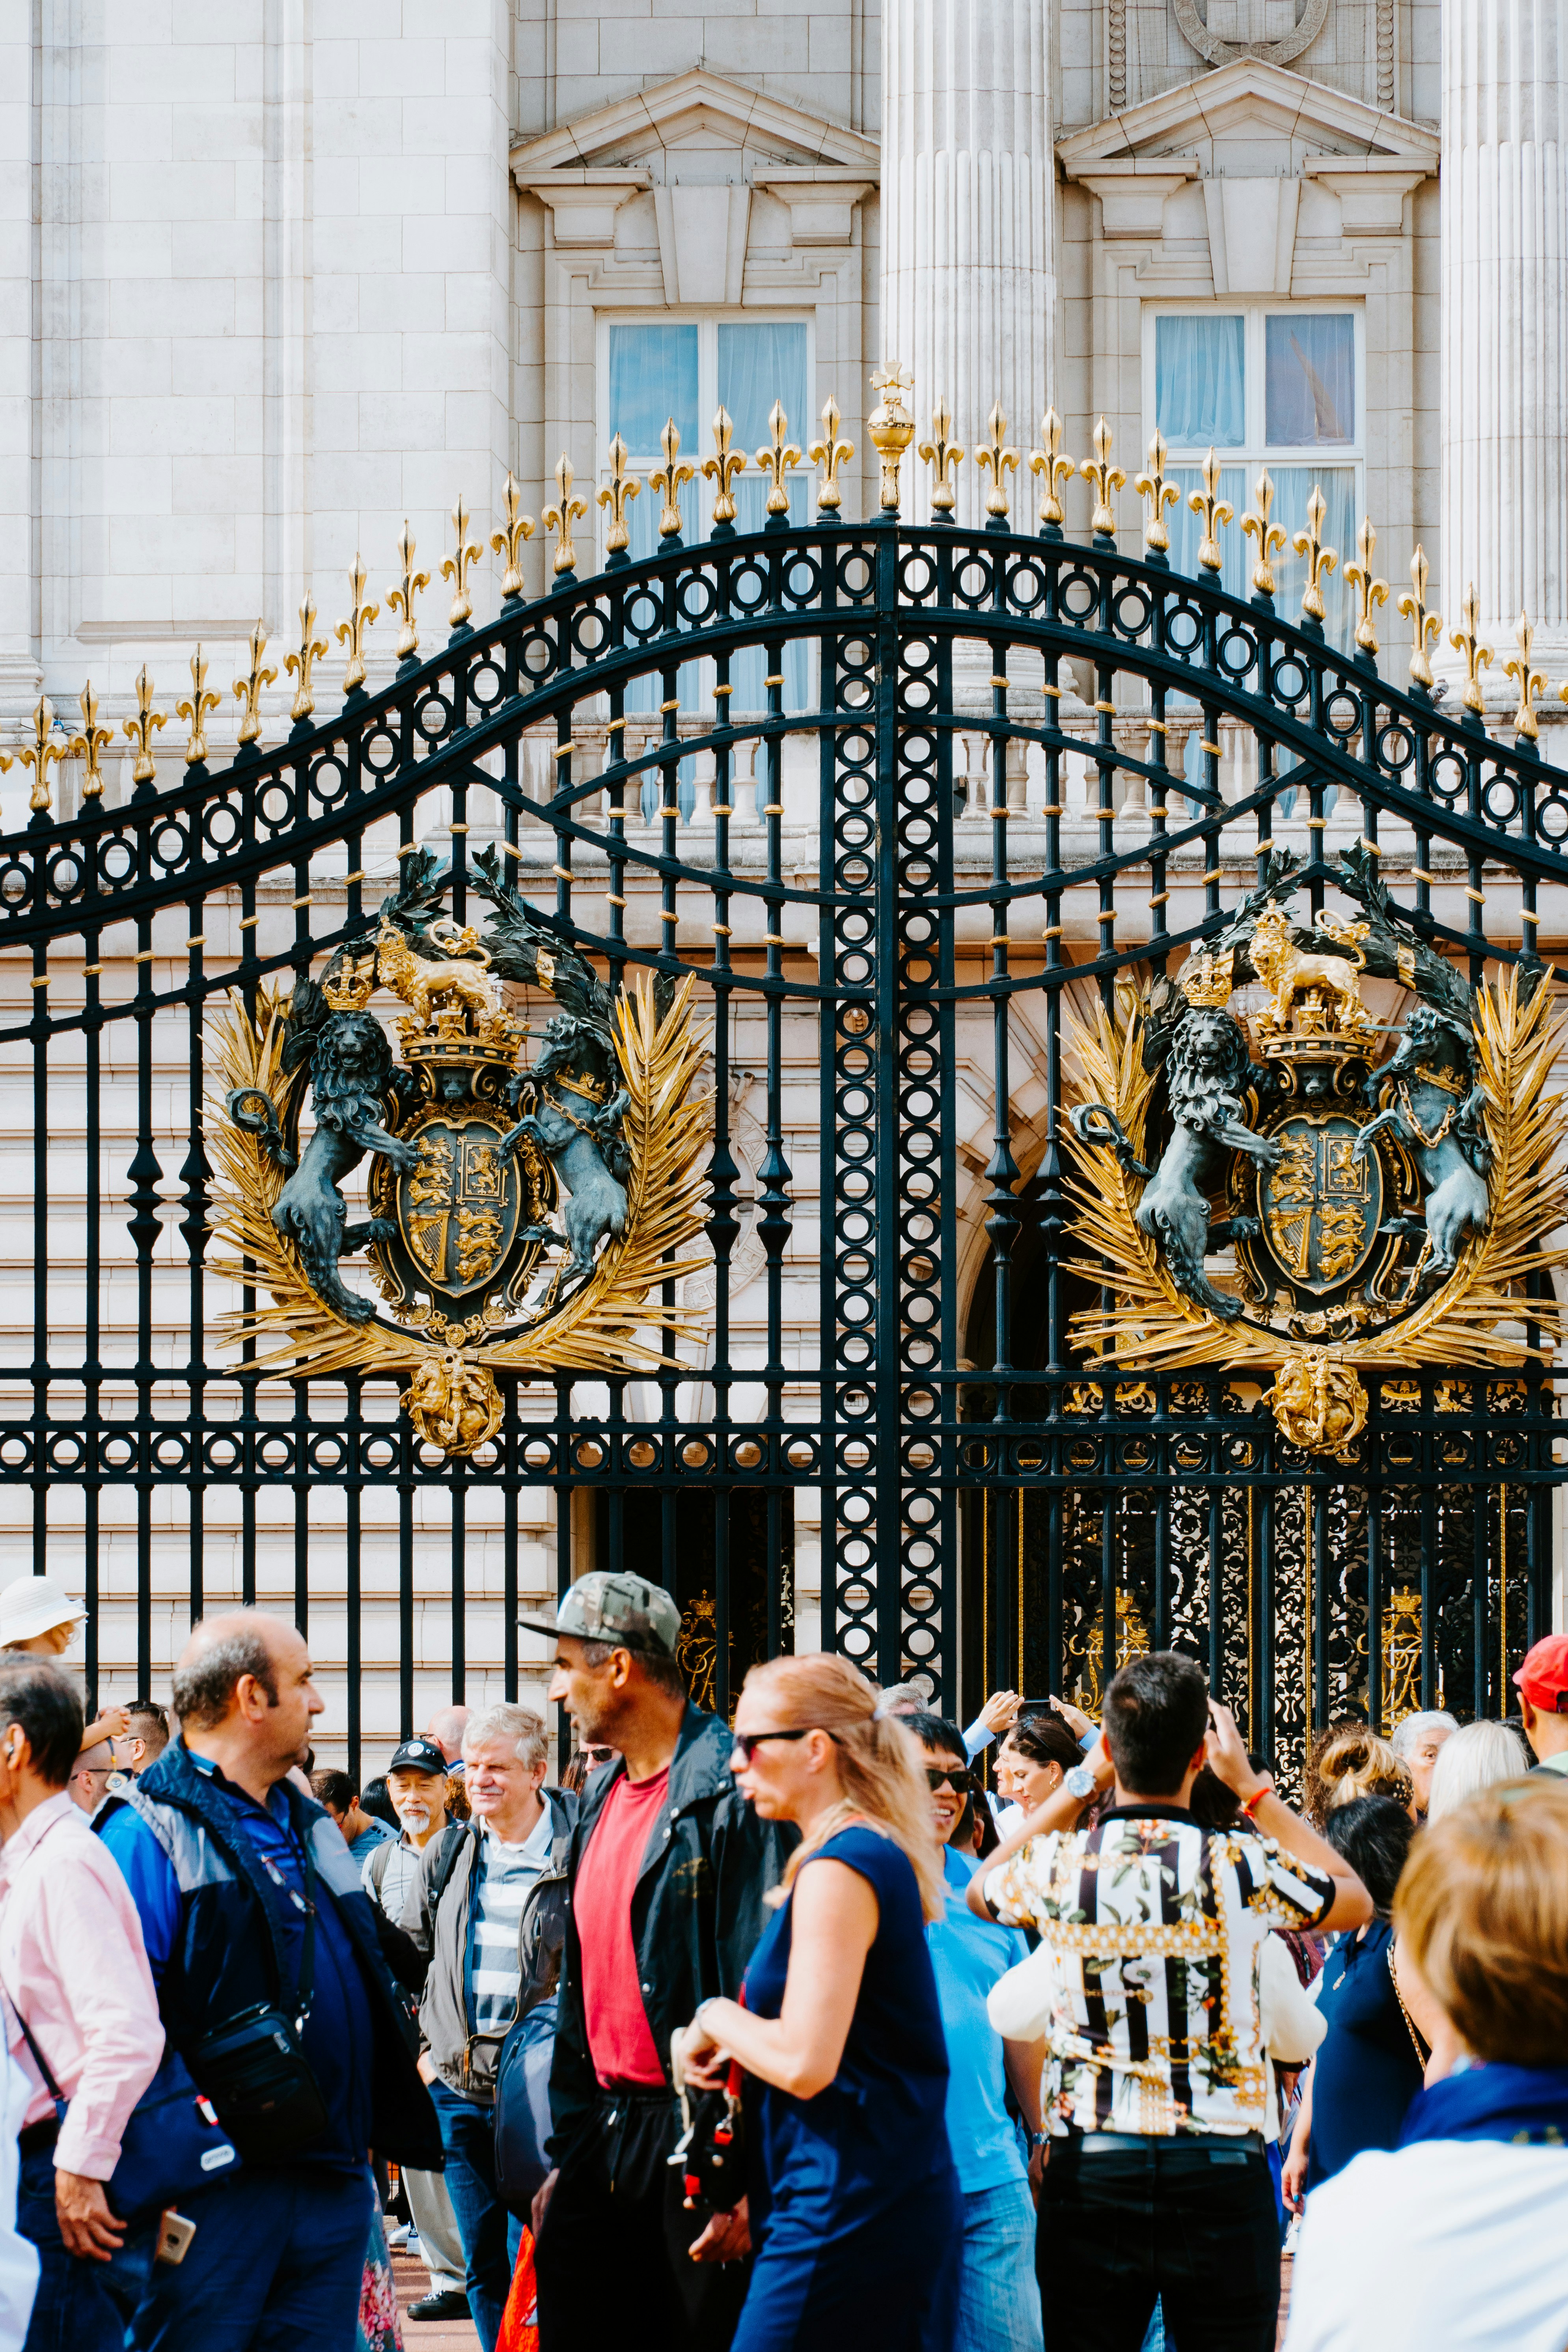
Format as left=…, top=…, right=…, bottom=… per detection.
left=867, top=363, right=915, bottom=511
left=809, top=395, right=854, bottom=513
left=233, top=620, right=278, bottom=747
left=1449, top=583, right=1493, bottom=715
left=286, top=595, right=329, bottom=723
left=1396, top=546, right=1442, bottom=690
left=335, top=557, right=379, bottom=693
left=176, top=646, right=221, bottom=768
left=541, top=453, right=589, bottom=575
left=596, top=435, right=642, bottom=557
left=441, top=496, right=483, bottom=627
left=755, top=401, right=802, bottom=519
left=15, top=698, right=66, bottom=814
left=650, top=419, right=697, bottom=538
left=976, top=403, right=1020, bottom=522
left=1134, top=428, right=1179, bottom=555
left=1028, top=406, right=1076, bottom=531
left=701, top=410, right=746, bottom=529
left=918, top=396, right=964, bottom=516
left=1344, top=518, right=1390, bottom=658
left=1504, top=608, right=1546, bottom=740
left=1292, top=483, right=1339, bottom=625
left=1080, top=417, right=1125, bottom=539
left=69, top=682, right=113, bottom=800
left=1187, top=448, right=1233, bottom=572
left=388, top=521, right=431, bottom=661
left=1240, top=470, right=1288, bottom=597
left=123, top=665, right=167, bottom=784
left=490, top=473, right=535, bottom=600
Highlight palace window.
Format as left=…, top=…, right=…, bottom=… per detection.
left=1143, top=305, right=1361, bottom=650
left=600, top=317, right=813, bottom=726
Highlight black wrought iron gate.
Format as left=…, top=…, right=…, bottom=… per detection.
left=3, top=398, right=1562, bottom=1780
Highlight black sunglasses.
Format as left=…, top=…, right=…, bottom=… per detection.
left=925, top=1764, right=974, bottom=1795
left=730, top=1728, right=829, bottom=1765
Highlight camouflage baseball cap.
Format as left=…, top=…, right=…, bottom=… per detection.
left=518, top=1570, right=681, bottom=1659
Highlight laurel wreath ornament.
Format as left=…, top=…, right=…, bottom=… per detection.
left=209, top=971, right=712, bottom=1397
left=1061, top=964, right=1567, bottom=1452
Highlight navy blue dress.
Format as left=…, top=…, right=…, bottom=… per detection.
left=733, top=1824, right=960, bottom=2352
left=1307, top=1919, right=1426, bottom=2189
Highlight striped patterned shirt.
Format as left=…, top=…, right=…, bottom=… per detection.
left=982, top=1806, right=1335, bottom=2139
left=468, top=1810, right=554, bottom=2036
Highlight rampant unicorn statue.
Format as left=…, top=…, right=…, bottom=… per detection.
left=1353, top=1003, right=1492, bottom=1279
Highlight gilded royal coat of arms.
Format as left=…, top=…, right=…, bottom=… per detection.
left=1065, top=847, right=1568, bottom=1458
left=212, top=849, right=710, bottom=1454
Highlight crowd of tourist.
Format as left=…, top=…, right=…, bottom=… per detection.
left=0, top=1564, right=1561, bottom=2352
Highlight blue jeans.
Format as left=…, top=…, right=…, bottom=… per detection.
left=17, top=2145, right=121, bottom=2352
left=429, top=2081, right=521, bottom=2352
left=956, top=2178, right=1044, bottom=2352
left=126, top=2164, right=375, bottom=2351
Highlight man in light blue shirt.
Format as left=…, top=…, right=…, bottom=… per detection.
left=908, top=1710, right=1047, bottom=2352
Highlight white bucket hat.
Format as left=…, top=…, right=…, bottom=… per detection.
left=0, top=1575, right=87, bottom=1647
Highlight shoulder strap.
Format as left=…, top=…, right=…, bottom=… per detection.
left=367, top=1837, right=399, bottom=1898
left=429, top=1821, right=477, bottom=1916
left=5, top=1996, right=63, bottom=2107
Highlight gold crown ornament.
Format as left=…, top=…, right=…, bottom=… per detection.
left=1180, top=949, right=1235, bottom=1008
left=321, top=949, right=379, bottom=1012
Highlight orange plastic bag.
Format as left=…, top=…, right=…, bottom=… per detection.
left=494, top=2227, right=539, bottom=2352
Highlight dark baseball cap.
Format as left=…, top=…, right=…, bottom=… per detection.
left=386, top=1737, right=450, bottom=1776
left=518, top=1570, right=681, bottom=1660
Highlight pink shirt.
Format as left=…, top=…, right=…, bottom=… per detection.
left=0, top=1791, right=164, bottom=2178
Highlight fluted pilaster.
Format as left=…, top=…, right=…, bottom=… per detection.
left=1440, top=0, right=1568, bottom=663
left=881, top=0, right=1055, bottom=528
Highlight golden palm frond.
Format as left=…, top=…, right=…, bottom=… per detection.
left=208, top=973, right=712, bottom=1385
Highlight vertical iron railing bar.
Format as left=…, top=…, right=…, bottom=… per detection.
left=290, top=845, right=313, bottom=1636
left=451, top=1450, right=467, bottom=1706
left=1420, top=1368, right=1437, bottom=1707
left=554, top=1373, right=572, bottom=1774
left=873, top=514, right=902, bottom=1684
left=128, top=907, right=161, bottom=1688
left=606, top=1375, right=625, bottom=1577
left=1208, top=1377, right=1225, bottom=1699
left=29, top=929, right=47, bottom=1588
left=502, top=1378, right=520, bottom=1707
left=238, top=864, right=260, bottom=1603
left=1312, top=1469, right=1330, bottom=1734
left=1093, top=657, right=1117, bottom=1011
left=398, top=1429, right=415, bottom=1739
left=817, top=546, right=844, bottom=1665
left=181, top=889, right=211, bottom=1635
left=761, top=637, right=789, bottom=1644
left=1366, top=1374, right=1384, bottom=1734
left=708, top=645, right=738, bottom=1717
left=935, top=535, right=960, bottom=1704
left=1259, top=1426, right=1276, bottom=1770
left=82, top=923, right=103, bottom=1709
left=345, top=1370, right=363, bottom=1783
left=1305, top=651, right=1327, bottom=922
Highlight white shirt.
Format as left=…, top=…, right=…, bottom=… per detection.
left=1285, top=2140, right=1568, bottom=2352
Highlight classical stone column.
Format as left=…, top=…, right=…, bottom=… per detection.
left=881, top=0, right=1055, bottom=530
left=1440, top=0, right=1568, bottom=673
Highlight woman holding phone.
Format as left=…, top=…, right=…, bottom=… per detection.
left=673, top=1655, right=958, bottom=2352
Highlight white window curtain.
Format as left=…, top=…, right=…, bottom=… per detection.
left=1265, top=313, right=1354, bottom=446
left=1166, top=465, right=1249, bottom=602
left=1155, top=315, right=1245, bottom=447
left=721, top=323, right=811, bottom=715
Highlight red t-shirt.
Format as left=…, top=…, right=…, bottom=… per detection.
left=574, top=1766, right=670, bottom=2087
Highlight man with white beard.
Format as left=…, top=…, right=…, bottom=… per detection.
left=362, top=1739, right=469, bottom=2326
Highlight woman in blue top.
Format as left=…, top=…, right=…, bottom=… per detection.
left=675, top=1655, right=960, bottom=2352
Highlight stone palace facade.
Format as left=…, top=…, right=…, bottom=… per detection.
left=2, top=0, right=1565, bottom=1751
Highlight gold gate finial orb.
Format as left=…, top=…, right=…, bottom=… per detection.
left=867, top=364, right=915, bottom=512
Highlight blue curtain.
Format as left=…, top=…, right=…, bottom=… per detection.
left=1265, top=314, right=1354, bottom=447
left=722, top=324, right=811, bottom=715
left=608, top=324, right=699, bottom=458
left=1166, top=465, right=1249, bottom=601
left=1155, top=315, right=1245, bottom=447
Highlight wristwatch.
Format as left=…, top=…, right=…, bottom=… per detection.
left=1063, top=1764, right=1097, bottom=1803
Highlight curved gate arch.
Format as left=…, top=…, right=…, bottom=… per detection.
left=3, top=397, right=1562, bottom=1779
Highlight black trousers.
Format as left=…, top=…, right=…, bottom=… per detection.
left=1037, top=2137, right=1281, bottom=2352
left=534, top=2089, right=751, bottom=2352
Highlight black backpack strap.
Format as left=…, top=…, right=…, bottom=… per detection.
left=428, top=1820, right=477, bottom=1917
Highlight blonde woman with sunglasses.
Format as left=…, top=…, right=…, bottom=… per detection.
left=674, top=1655, right=958, bottom=2352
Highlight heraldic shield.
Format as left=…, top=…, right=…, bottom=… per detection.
left=1063, top=846, right=1568, bottom=1462
left=211, top=848, right=710, bottom=1455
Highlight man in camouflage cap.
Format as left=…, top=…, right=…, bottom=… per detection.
left=527, top=1571, right=793, bottom=2352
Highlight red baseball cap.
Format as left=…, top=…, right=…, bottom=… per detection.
left=1513, top=1634, right=1568, bottom=1713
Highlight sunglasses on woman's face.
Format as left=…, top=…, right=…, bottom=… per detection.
left=730, top=1727, right=816, bottom=1767
left=925, top=1764, right=974, bottom=1795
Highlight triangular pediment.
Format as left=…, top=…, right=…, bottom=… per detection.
left=1057, top=59, right=1439, bottom=174
left=511, top=68, right=878, bottom=180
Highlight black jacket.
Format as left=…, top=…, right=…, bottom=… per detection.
left=104, top=1739, right=444, bottom=2170
left=549, top=1704, right=795, bottom=2157
left=402, top=1785, right=578, bottom=2101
